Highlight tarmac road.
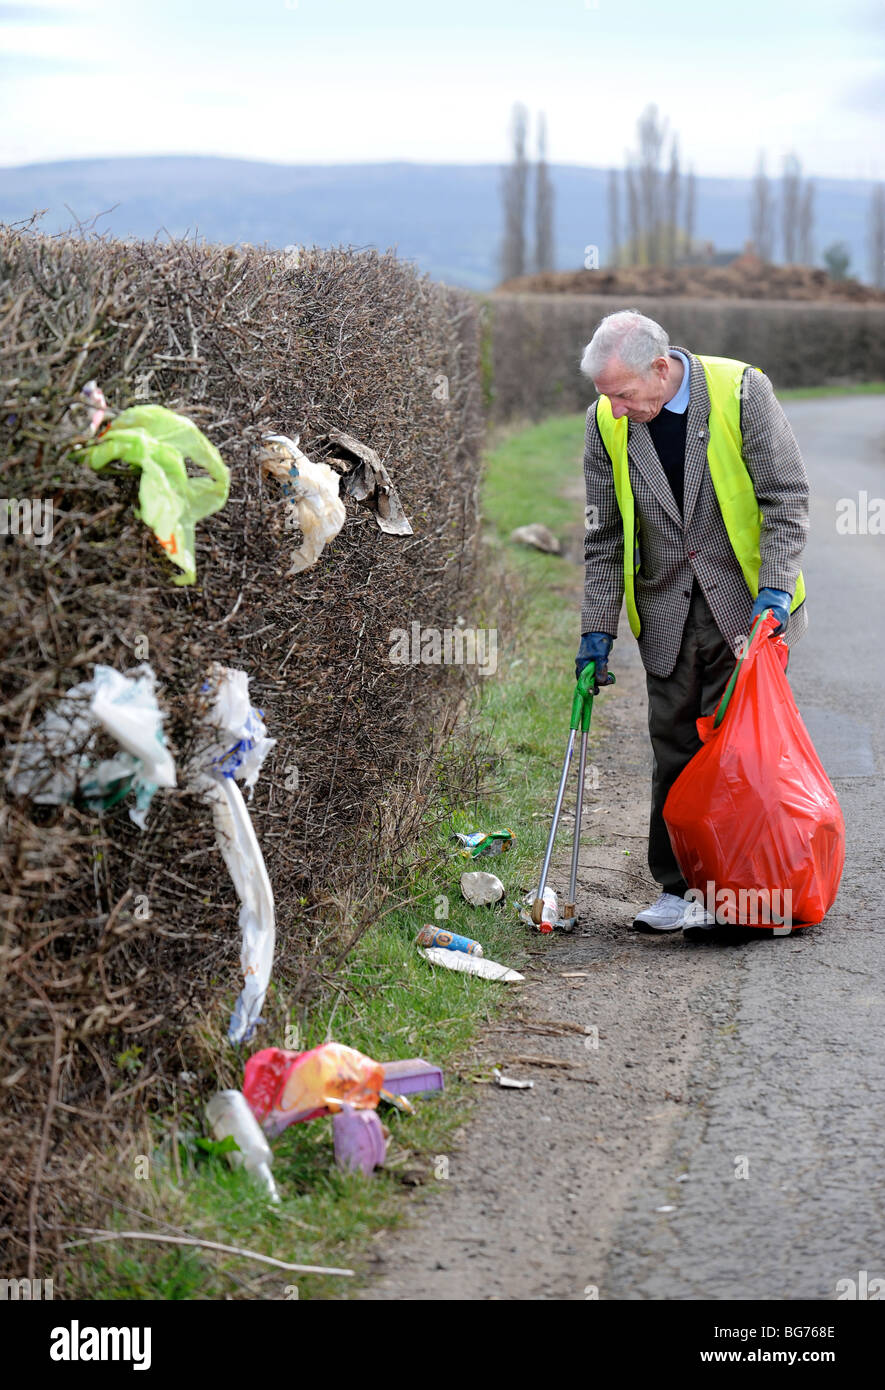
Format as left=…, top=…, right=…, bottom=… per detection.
left=361, top=396, right=885, bottom=1302
left=601, top=395, right=885, bottom=1300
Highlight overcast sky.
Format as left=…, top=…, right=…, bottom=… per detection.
left=1, top=0, right=882, bottom=179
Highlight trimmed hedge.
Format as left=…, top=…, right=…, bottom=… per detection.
left=0, top=228, right=483, bottom=1260
left=484, top=292, right=885, bottom=421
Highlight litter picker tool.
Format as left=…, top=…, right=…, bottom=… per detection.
left=531, top=661, right=614, bottom=929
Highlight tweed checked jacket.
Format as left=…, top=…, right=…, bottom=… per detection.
left=581, top=346, right=810, bottom=678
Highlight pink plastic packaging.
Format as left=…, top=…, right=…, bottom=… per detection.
left=243, top=1042, right=384, bottom=1137
left=332, top=1108, right=387, bottom=1175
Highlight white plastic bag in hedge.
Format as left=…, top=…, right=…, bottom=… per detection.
left=203, top=662, right=275, bottom=795
left=199, top=663, right=276, bottom=1043
left=260, top=434, right=346, bottom=573
left=8, top=663, right=176, bottom=829
left=204, top=773, right=276, bottom=1044
left=90, top=664, right=176, bottom=782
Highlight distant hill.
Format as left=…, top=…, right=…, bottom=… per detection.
left=0, top=155, right=878, bottom=291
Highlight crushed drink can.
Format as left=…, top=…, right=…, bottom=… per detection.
left=415, top=924, right=484, bottom=957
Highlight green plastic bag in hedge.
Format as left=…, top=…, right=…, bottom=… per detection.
left=81, top=405, right=230, bottom=585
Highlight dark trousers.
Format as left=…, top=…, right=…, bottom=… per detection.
left=645, top=582, right=736, bottom=894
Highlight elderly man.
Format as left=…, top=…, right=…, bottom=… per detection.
left=576, top=310, right=809, bottom=940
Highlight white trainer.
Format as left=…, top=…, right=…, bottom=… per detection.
left=632, top=891, right=688, bottom=933
left=681, top=899, right=720, bottom=940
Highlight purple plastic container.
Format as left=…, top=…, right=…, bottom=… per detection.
left=381, top=1058, right=444, bottom=1096
left=332, top=1108, right=386, bottom=1175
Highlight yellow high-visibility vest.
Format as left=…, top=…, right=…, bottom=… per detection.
left=594, top=353, right=806, bottom=638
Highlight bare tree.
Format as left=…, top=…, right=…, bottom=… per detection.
left=870, top=183, right=885, bottom=288
left=533, top=112, right=555, bottom=273
left=781, top=153, right=802, bottom=263
left=499, top=102, right=529, bottom=282
left=607, top=168, right=621, bottom=268
left=664, top=138, right=681, bottom=267
left=750, top=151, right=775, bottom=261
left=620, top=108, right=690, bottom=266
left=798, top=180, right=815, bottom=265
left=625, top=161, right=640, bottom=266
left=637, top=103, right=667, bottom=266
left=683, top=166, right=696, bottom=260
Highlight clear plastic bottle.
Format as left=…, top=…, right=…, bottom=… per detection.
left=205, top=1089, right=280, bottom=1203
left=535, top=885, right=559, bottom=934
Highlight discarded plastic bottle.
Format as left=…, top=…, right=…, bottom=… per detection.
left=415, top=924, right=484, bottom=956
left=205, top=1089, right=280, bottom=1203
left=533, top=885, right=559, bottom=934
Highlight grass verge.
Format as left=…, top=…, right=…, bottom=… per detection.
left=776, top=381, right=885, bottom=399
left=62, top=412, right=596, bottom=1301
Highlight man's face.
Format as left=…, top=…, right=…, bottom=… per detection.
left=594, top=354, right=671, bottom=423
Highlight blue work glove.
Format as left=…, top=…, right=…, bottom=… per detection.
left=575, top=632, right=615, bottom=691
left=751, top=588, right=791, bottom=636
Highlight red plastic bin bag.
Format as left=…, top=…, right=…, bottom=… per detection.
left=663, top=612, right=845, bottom=929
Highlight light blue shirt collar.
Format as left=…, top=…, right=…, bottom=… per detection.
left=663, top=349, right=690, bottom=414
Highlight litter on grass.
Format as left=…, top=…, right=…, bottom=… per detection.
left=418, top=945, right=524, bottom=983
left=7, top=662, right=176, bottom=829
left=453, top=829, right=515, bottom=859
left=460, top=870, right=505, bottom=906
left=243, top=1043, right=384, bottom=1138
left=519, top=885, right=562, bottom=934
left=378, top=1090, right=416, bottom=1115
left=415, top=924, right=484, bottom=956
left=509, top=523, right=561, bottom=554
left=204, top=1089, right=280, bottom=1203
left=332, top=1106, right=387, bottom=1175
left=380, top=1059, right=444, bottom=1096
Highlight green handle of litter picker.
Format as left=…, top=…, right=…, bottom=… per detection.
left=581, top=693, right=593, bottom=732
left=569, top=669, right=589, bottom=728
left=712, top=609, right=770, bottom=729
left=571, top=662, right=615, bottom=732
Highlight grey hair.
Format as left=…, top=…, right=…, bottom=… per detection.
left=580, top=310, right=669, bottom=380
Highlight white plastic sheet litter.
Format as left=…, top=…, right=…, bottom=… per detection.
left=202, top=661, right=276, bottom=795
left=260, top=434, right=346, bottom=573
left=7, top=663, right=176, bottom=829
left=418, top=946, right=524, bottom=983
left=199, top=665, right=276, bottom=1044
left=205, top=774, right=276, bottom=1044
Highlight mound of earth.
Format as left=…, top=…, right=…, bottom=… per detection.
left=497, top=254, right=885, bottom=303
